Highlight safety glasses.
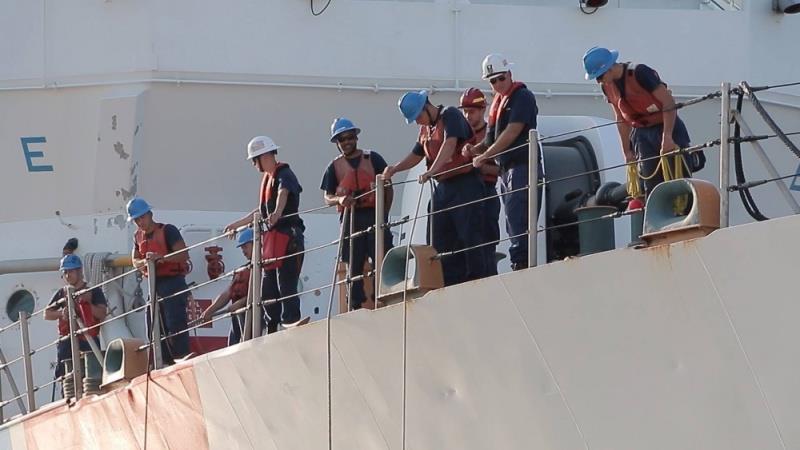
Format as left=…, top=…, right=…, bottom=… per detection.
left=336, top=133, right=358, bottom=143
left=489, top=75, right=507, bottom=85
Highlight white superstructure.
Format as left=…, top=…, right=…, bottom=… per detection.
left=0, top=0, right=799, bottom=443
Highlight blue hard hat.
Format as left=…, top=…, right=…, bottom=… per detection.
left=236, top=227, right=254, bottom=248
left=330, top=117, right=361, bottom=143
left=126, top=197, right=151, bottom=222
left=583, top=46, right=619, bottom=80
left=398, top=91, right=428, bottom=124
left=60, top=254, right=83, bottom=272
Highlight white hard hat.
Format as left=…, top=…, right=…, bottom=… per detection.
left=246, top=135, right=279, bottom=160
left=481, top=53, right=514, bottom=80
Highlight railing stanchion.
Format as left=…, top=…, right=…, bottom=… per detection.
left=374, top=175, right=385, bottom=307
left=0, top=348, right=26, bottom=415
left=147, top=259, right=163, bottom=370
left=528, top=129, right=539, bottom=268
left=251, top=213, right=263, bottom=339
left=65, top=286, right=83, bottom=400
left=18, top=311, right=36, bottom=412
left=720, top=81, right=731, bottom=228
left=347, top=206, right=355, bottom=312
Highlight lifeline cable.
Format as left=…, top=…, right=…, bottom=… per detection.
left=747, top=80, right=800, bottom=93
left=729, top=171, right=800, bottom=192
left=401, top=185, right=425, bottom=450
left=326, top=211, right=347, bottom=450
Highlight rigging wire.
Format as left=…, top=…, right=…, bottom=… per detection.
left=733, top=90, right=769, bottom=221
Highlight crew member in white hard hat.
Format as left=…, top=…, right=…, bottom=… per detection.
left=225, top=136, right=307, bottom=333
left=44, top=254, right=108, bottom=379
left=200, top=228, right=255, bottom=345
left=467, top=53, right=540, bottom=271
left=127, top=197, right=193, bottom=364
left=321, top=117, right=394, bottom=310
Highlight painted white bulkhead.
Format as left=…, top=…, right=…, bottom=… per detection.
left=0, top=0, right=798, bottom=430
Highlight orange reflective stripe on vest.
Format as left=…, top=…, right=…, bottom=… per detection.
left=135, top=223, right=188, bottom=277
left=419, top=115, right=472, bottom=181
left=602, top=63, right=664, bottom=128
left=332, top=151, right=376, bottom=211
left=488, top=81, right=525, bottom=128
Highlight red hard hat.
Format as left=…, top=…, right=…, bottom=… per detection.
left=459, top=88, right=486, bottom=109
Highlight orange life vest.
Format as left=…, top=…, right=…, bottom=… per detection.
left=602, top=63, right=664, bottom=128
left=488, top=81, right=526, bottom=128
left=57, top=288, right=100, bottom=339
left=332, top=151, right=376, bottom=211
left=418, top=109, right=472, bottom=181
left=469, top=124, right=498, bottom=184
left=259, top=162, right=288, bottom=210
left=259, top=163, right=292, bottom=270
left=135, top=224, right=189, bottom=277
left=229, top=268, right=251, bottom=300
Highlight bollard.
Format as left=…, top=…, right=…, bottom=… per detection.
left=575, top=206, right=617, bottom=255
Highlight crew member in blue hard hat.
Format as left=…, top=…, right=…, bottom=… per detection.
left=467, top=53, right=540, bottom=272
left=44, top=254, right=108, bottom=379
left=128, top=197, right=192, bottom=364
left=582, top=46, right=702, bottom=196
left=320, top=117, right=394, bottom=310
left=200, top=228, right=256, bottom=346
left=224, top=136, right=308, bottom=333
left=384, top=91, right=488, bottom=286
left=459, top=88, right=501, bottom=276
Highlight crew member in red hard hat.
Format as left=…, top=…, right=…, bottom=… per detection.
left=459, top=88, right=500, bottom=276
left=321, top=117, right=393, bottom=310
left=467, top=54, right=540, bottom=271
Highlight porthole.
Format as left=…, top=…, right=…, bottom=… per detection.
left=6, top=290, right=35, bottom=322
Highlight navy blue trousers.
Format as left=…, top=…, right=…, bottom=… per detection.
left=341, top=208, right=393, bottom=309
left=499, top=162, right=542, bottom=268
left=147, top=276, right=190, bottom=364
left=631, top=117, right=691, bottom=195
left=431, top=171, right=488, bottom=286
left=262, top=229, right=304, bottom=333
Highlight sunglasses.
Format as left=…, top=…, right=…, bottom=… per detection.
left=489, top=75, right=507, bottom=85
left=337, top=133, right=357, bottom=143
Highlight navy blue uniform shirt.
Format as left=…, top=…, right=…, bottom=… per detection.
left=483, top=86, right=538, bottom=169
